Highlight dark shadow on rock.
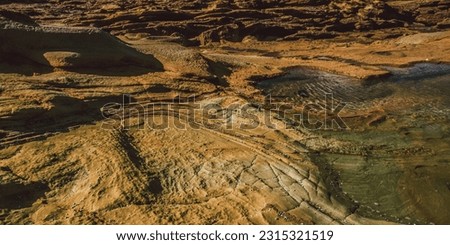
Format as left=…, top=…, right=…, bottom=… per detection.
left=0, top=10, right=39, bottom=26
left=118, top=130, right=144, bottom=169
left=64, top=65, right=161, bottom=77
left=1, top=15, right=164, bottom=76
left=205, top=58, right=231, bottom=87
left=0, top=49, right=163, bottom=76
left=0, top=181, right=49, bottom=209
left=146, top=84, right=172, bottom=93
left=0, top=54, right=54, bottom=76
left=245, top=24, right=297, bottom=41
left=148, top=178, right=163, bottom=195
left=0, top=94, right=130, bottom=147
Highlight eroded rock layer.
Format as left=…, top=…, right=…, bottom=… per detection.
left=0, top=1, right=449, bottom=225
left=1, top=0, right=449, bottom=45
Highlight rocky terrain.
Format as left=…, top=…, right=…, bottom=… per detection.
left=0, top=0, right=449, bottom=224
left=2, top=0, right=449, bottom=45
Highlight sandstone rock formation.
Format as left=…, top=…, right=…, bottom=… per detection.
left=0, top=11, right=163, bottom=70
left=0, top=1, right=449, bottom=225
left=1, top=0, right=449, bottom=45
